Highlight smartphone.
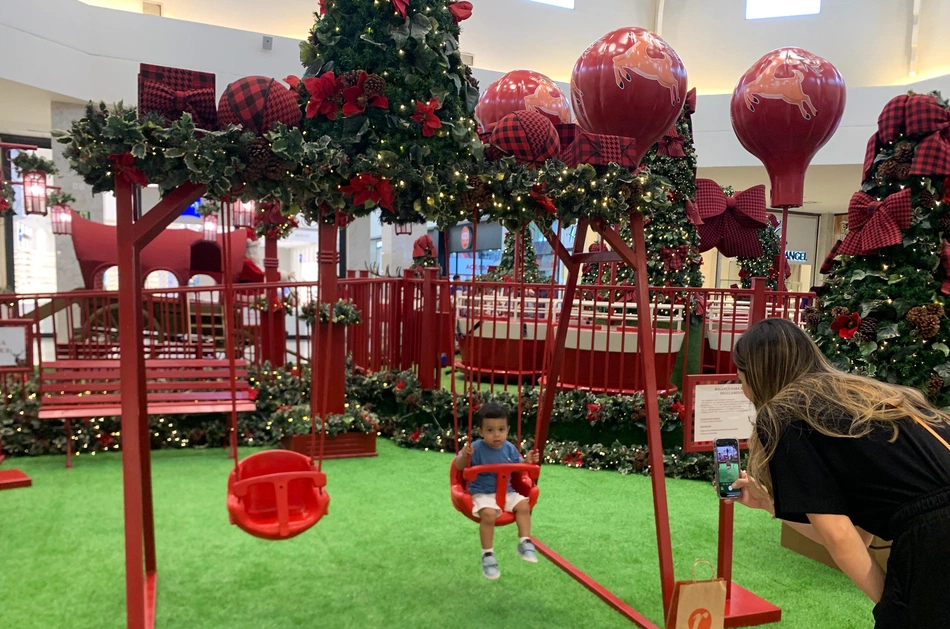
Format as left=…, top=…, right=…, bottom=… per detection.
left=714, top=438, right=742, bottom=499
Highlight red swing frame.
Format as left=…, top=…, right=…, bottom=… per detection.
left=528, top=216, right=781, bottom=628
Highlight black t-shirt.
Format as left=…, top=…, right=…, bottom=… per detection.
left=764, top=409, right=950, bottom=540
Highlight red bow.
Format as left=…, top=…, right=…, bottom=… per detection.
left=284, top=75, right=301, bottom=91
left=657, top=128, right=686, bottom=157
left=413, top=234, right=436, bottom=259
left=684, top=199, right=703, bottom=226
left=530, top=184, right=556, bottom=215
left=393, top=0, right=409, bottom=18
left=685, top=88, right=697, bottom=116
left=255, top=200, right=298, bottom=240
left=941, top=240, right=950, bottom=296
left=107, top=153, right=148, bottom=187
left=838, top=189, right=912, bottom=256
left=341, top=173, right=395, bottom=212
left=411, top=98, right=442, bottom=137
left=863, top=93, right=950, bottom=180
left=820, top=239, right=842, bottom=275
left=693, top=179, right=767, bottom=258
left=660, top=244, right=689, bottom=272
left=448, top=1, right=473, bottom=22
left=771, top=254, right=791, bottom=280
left=138, top=80, right=217, bottom=129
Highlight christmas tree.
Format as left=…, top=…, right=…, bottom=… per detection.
left=809, top=91, right=950, bottom=404
left=736, top=200, right=782, bottom=290
left=295, top=0, right=482, bottom=226
left=487, top=229, right=544, bottom=283
left=581, top=95, right=703, bottom=289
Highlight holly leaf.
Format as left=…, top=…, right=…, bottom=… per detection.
left=859, top=341, right=878, bottom=357
left=299, top=41, right=320, bottom=67
left=888, top=274, right=903, bottom=285
left=464, top=83, right=480, bottom=113
left=892, top=298, right=915, bottom=318
left=876, top=322, right=900, bottom=340
left=831, top=355, right=851, bottom=372
left=303, top=59, right=325, bottom=79
left=934, top=343, right=950, bottom=357
left=316, top=31, right=340, bottom=47
left=164, top=147, right=186, bottom=159
left=936, top=362, right=950, bottom=382
left=859, top=300, right=882, bottom=318
left=850, top=269, right=867, bottom=282
left=131, top=143, right=147, bottom=159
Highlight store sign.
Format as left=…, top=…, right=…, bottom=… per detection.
left=460, top=225, right=472, bottom=250
left=785, top=250, right=807, bottom=263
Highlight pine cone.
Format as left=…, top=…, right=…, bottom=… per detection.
left=906, top=306, right=928, bottom=327
left=928, top=373, right=945, bottom=395
left=927, top=303, right=946, bottom=318
left=939, top=213, right=950, bottom=233
left=920, top=189, right=936, bottom=210
left=803, top=306, right=822, bottom=329
left=920, top=317, right=941, bottom=338
left=460, top=177, right=491, bottom=213
left=464, top=66, right=479, bottom=89
left=620, top=180, right=644, bottom=202
left=895, top=162, right=913, bottom=180
left=831, top=306, right=850, bottom=318
left=339, top=71, right=361, bottom=88
left=363, top=74, right=386, bottom=97
left=854, top=316, right=879, bottom=342
left=893, top=141, right=915, bottom=163
left=876, top=160, right=899, bottom=181
left=244, top=137, right=285, bottom=183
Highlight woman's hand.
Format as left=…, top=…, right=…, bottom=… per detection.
left=725, top=471, right=774, bottom=514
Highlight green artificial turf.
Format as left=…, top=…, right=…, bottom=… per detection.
left=0, top=442, right=871, bottom=629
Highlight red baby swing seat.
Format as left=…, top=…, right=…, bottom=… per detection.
left=450, top=461, right=540, bottom=525
left=227, top=449, right=330, bottom=540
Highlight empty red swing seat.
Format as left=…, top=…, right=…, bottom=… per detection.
left=227, top=450, right=330, bottom=540
left=450, top=461, right=540, bottom=525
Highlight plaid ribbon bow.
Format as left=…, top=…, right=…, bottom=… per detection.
left=694, top=179, right=768, bottom=258
left=660, top=244, right=689, bottom=272
left=838, top=189, right=912, bottom=256
left=941, top=240, right=950, bottom=296
left=412, top=234, right=436, bottom=259
left=863, top=93, right=950, bottom=180
left=684, top=88, right=697, bottom=116
left=657, top=128, right=686, bottom=157
left=560, top=131, right=637, bottom=168
left=138, top=64, right=217, bottom=130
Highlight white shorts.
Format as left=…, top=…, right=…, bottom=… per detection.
left=471, top=492, right=527, bottom=518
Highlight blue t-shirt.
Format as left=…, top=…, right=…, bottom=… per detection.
left=467, top=440, right=523, bottom=495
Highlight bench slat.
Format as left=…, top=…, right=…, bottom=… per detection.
left=39, top=400, right=256, bottom=419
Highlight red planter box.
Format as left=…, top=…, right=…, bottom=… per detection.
left=280, top=432, right=377, bottom=460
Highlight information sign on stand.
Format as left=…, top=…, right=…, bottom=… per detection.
left=0, top=320, right=32, bottom=372
left=683, top=374, right=756, bottom=452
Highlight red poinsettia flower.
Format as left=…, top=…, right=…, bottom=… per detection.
left=342, top=71, right=390, bottom=117
left=304, top=72, right=341, bottom=120
left=0, top=197, right=10, bottom=212
left=396, top=380, right=406, bottom=391
left=392, top=0, right=409, bottom=18
left=448, top=1, right=473, bottom=23
left=248, top=388, right=259, bottom=401
left=530, top=184, right=557, bottom=215
left=409, top=428, right=422, bottom=443
left=97, top=433, right=115, bottom=447
left=411, top=98, right=442, bottom=137
left=670, top=401, right=686, bottom=421
left=562, top=450, right=585, bottom=467
left=284, top=75, right=301, bottom=91
left=738, top=269, right=750, bottom=279
left=376, top=178, right=395, bottom=212
left=107, top=153, right=148, bottom=187
left=586, top=403, right=602, bottom=424
left=319, top=0, right=327, bottom=16
left=830, top=312, right=862, bottom=339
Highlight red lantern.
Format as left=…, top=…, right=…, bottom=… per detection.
left=394, top=223, right=413, bottom=236
left=232, top=200, right=256, bottom=228
left=50, top=204, right=73, bottom=235
left=202, top=213, right=218, bottom=241
left=475, top=69, right=572, bottom=130
left=22, top=171, right=48, bottom=216
left=731, top=48, right=846, bottom=208
left=570, top=27, right=688, bottom=166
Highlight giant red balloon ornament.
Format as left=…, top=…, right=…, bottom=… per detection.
left=731, top=48, right=846, bottom=208
left=570, top=27, right=688, bottom=165
left=475, top=69, right=572, bottom=130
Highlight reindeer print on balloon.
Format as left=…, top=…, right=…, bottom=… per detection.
left=740, top=49, right=823, bottom=120
left=611, top=31, right=682, bottom=105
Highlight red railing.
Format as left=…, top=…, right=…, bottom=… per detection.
left=0, top=277, right=814, bottom=393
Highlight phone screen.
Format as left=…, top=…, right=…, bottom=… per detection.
left=715, top=439, right=742, bottom=499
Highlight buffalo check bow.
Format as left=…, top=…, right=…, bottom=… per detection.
left=863, top=93, right=950, bottom=181
left=694, top=179, right=768, bottom=258
left=837, top=188, right=912, bottom=256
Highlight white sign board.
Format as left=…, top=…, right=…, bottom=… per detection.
left=694, top=383, right=756, bottom=442
left=0, top=325, right=28, bottom=367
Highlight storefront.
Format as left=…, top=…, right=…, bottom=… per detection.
left=446, top=222, right=503, bottom=278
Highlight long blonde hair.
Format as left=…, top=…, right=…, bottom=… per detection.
left=733, top=317, right=950, bottom=497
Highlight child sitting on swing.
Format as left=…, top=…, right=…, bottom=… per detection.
left=456, top=402, right=540, bottom=580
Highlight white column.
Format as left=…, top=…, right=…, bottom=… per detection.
left=381, top=222, right=427, bottom=276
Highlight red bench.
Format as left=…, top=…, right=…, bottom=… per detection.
left=38, top=359, right=256, bottom=468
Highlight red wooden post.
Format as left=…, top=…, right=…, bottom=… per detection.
left=418, top=266, right=437, bottom=389
left=259, top=236, right=286, bottom=367
left=313, top=221, right=345, bottom=415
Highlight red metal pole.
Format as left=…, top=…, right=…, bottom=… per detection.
left=418, top=266, right=437, bottom=389
left=115, top=175, right=148, bottom=629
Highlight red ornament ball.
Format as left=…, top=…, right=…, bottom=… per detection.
left=475, top=69, right=572, bottom=130
left=489, top=110, right=560, bottom=166
left=570, top=27, right=687, bottom=166
left=217, top=76, right=302, bottom=135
